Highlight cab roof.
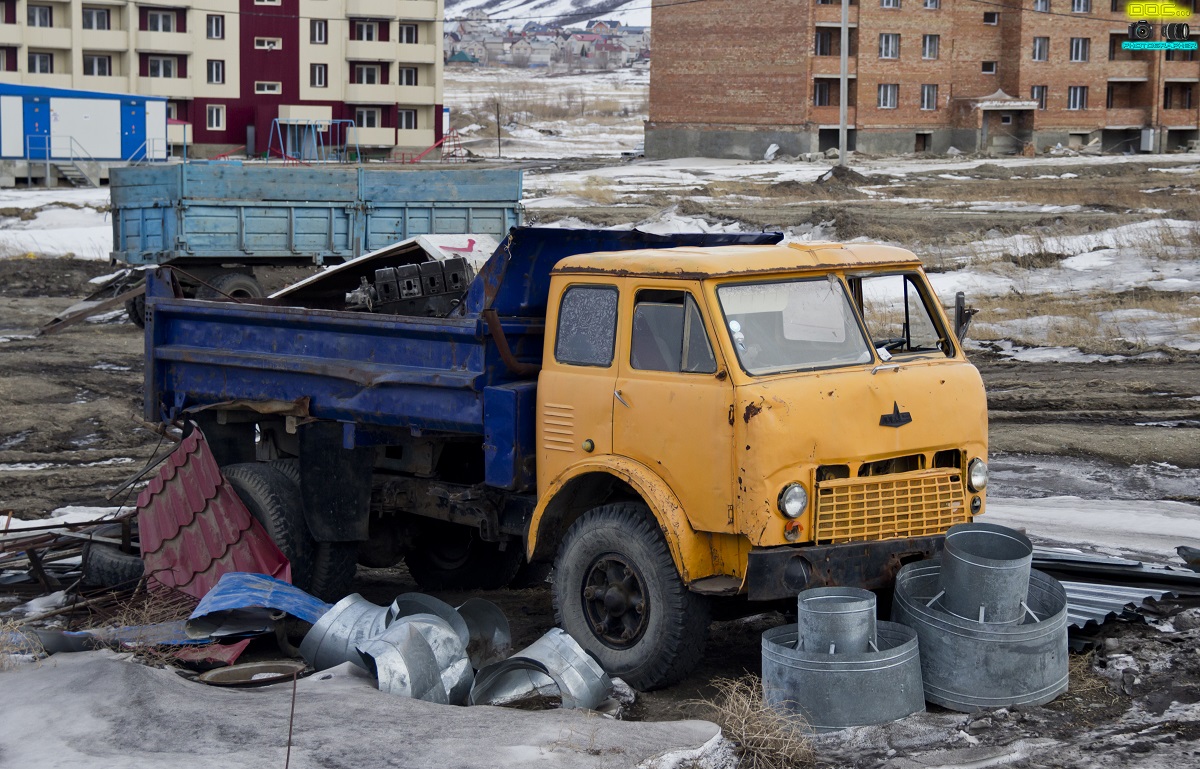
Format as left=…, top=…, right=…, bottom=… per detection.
left=551, top=241, right=923, bottom=279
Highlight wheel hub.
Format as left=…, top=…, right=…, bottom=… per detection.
left=582, top=554, right=648, bottom=649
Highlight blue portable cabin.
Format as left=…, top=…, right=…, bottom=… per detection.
left=0, top=83, right=168, bottom=162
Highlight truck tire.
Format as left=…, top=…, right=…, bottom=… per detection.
left=404, top=519, right=523, bottom=591
left=124, top=294, right=146, bottom=329
left=552, top=502, right=711, bottom=691
left=223, top=463, right=315, bottom=590
left=82, top=523, right=144, bottom=588
left=267, top=458, right=357, bottom=601
left=196, top=272, right=264, bottom=301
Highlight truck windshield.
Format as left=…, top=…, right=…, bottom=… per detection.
left=717, top=277, right=874, bottom=375
left=849, top=272, right=952, bottom=357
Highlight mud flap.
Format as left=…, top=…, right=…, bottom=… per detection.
left=298, top=421, right=372, bottom=542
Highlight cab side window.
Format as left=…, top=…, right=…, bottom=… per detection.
left=555, top=285, right=618, bottom=367
left=630, top=290, right=717, bottom=374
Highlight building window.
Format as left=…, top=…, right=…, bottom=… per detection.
left=398, top=66, right=417, bottom=86
left=814, top=81, right=831, bottom=106
left=355, top=107, right=381, bottom=128
left=1035, top=0, right=1050, bottom=9
left=207, top=105, right=225, bottom=130
left=922, top=34, right=939, bottom=59
left=1106, top=83, right=1116, bottom=108
left=353, top=20, right=378, bottom=41
left=1032, top=37, right=1048, bottom=61
left=1032, top=85, right=1048, bottom=109
left=399, top=24, right=418, bottom=44
left=1111, top=0, right=1122, bottom=9
left=1000, top=113, right=1013, bottom=125
left=310, top=63, right=327, bottom=87
left=878, top=83, right=899, bottom=109
left=28, top=52, right=52, bottom=73
left=166, top=102, right=179, bottom=120
left=982, top=60, right=997, bottom=74
left=983, top=11, right=999, bottom=23
left=1164, top=84, right=1194, bottom=109
left=1071, top=0, right=1090, bottom=10
left=254, top=81, right=282, bottom=94
left=311, top=19, right=327, bottom=44
left=879, top=33, right=900, bottom=59
left=27, top=5, right=51, bottom=27
left=924, top=0, right=939, bottom=8
left=1067, top=85, right=1088, bottom=110
left=83, top=54, right=111, bottom=76
left=82, top=8, right=110, bottom=30
left=255, top=37, right=282, bottom=50
left=1070, top=37, right=1090, bottom=62
left=353, top=63, right=380, bottom=84
left=148, top=56, right=176, bottom=78
left=399, top=109, right=417, bottom=130
left=920, top=83, right=938, bottom=110
left=254, top=0, right=281, bottom=5
left=1166, top=45, right=1196, bottom=62
left=147, top=10, right=175, bottom=33
left=815, top=29, right=833, bottom=56
left=207, top=59, right=224, bottom=84
left=881, top=0, right=900, bottom=7
left=207, top=15, right=224, bottom=40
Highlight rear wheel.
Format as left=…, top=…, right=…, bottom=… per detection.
left=196, top=272, right=264, bottom=301
left=552, top=502, right=710, bottom=691
left=124, top=293, right=146, bottom=329
left=268, top=457, right=357, bottom=601
left=404, top=519, right=523, bottom=590
left=223, top=463, right=315, bottom=590
left=82, top=523, right=144, bottom=588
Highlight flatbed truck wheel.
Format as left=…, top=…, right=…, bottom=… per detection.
left=552, top=502, right=711, bottom=691
left=124, top=293, right=146, bottom=329
left=223, top=463, right=315, bottom=590
left=267, top=458, right=357, bottom=601
left=195, top=272, right=264, bottom=301
left=404, top=518, right=523, bottom=591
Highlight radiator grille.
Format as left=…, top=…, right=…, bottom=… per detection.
left=814, top=469, right=968, bottom=544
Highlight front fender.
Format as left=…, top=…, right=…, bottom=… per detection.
left=528, top=456, right=718, bottom=584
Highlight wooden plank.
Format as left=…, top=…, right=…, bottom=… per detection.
left=38, top=285, right=144, bottom=336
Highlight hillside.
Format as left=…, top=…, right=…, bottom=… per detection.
left=444, top=0, right=651, bottom=28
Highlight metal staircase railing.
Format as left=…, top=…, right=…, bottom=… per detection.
left=24, top=135, right=101, bottom=188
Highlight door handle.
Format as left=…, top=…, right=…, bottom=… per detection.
left=614, top=389, right=630, bottom=408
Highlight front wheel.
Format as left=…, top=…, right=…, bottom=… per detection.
left=552, top=502, right=710, bottom=691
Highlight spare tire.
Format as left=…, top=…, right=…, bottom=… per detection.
left=82, top=523, right=144, bottom=588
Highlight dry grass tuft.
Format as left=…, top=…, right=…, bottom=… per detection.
left=564, top=176, right=619, bottom=205
left=84, top=585, right=212, bottom=668
left=0, top=617, right=44, bottom=671
left=696, top=676, right=815, bottom=769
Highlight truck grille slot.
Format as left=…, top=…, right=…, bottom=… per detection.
left=542, top=402, right=575, bottom=454
left=814, top=469, right=968, bottom=545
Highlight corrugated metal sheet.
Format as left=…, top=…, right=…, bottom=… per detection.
left=137, top=430, right=290, bottom=600
left=1062, top=581, right=1173, bottom=629
left=187, top=572, right=332, bottom=638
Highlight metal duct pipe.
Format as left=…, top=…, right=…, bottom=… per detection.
left=796, top=586, right=878, bottom=654
left=939, top=522, right=1034, bottom=625
left=298, top=594, right=390, bottom=671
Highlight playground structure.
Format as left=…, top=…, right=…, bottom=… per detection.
left=266, top=118, right=361, bottom=164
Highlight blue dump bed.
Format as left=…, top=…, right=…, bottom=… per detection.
left=144, top=227, right=783, bottom=489
left=111, top=164, right=523, bottom=266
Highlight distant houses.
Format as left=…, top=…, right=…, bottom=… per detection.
left=444, top=15, right=650, bottom=69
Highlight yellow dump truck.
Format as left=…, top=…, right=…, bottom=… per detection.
left=147, top=227, right=986, bottom=691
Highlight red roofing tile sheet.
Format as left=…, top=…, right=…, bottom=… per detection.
left=138, top=429, right=291, bottom=600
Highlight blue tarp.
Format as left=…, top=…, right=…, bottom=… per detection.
left=187, top=572, right=333, bottom=638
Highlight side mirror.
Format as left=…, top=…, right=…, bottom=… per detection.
left=954, top=292, right=978, bottom=342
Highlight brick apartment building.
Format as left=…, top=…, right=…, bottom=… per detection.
left=647, top=0, right=1200, bottom=158
left=0, top=0, right=444, bottom=157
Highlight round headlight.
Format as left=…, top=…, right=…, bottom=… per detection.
left=968, top=458, right=988, bottom=492
left=778, top=483, right=808, bottom=518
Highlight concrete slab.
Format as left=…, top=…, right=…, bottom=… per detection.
left=0, top=651, right=727, bottom=769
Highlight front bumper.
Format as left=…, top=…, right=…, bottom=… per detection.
left=744, top=535, right=945, bottom=601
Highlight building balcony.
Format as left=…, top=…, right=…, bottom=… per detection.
left=396, top=43, right=439, bottom=64
left=137, top=76, right=192, bottom=98
left=346, top=39, right=395, bottom=61
left=349, top=125, right=396, bottom=147
left=813, top=4, right=859, bottom=26
left=1105, top=58, right=1151, bottom=81
left=810, top=57, right=857, bottom=77
left=24, top=26, right=72, bottom=50
left=1104, top=107, right=1149, bottom=127
left=0, top=71, right=21, bottom=84
left=344, top=82, right=395, bottom=103
left=395, top=84, right=436, bottom=105
left=24, top=72, right=73, bottom=89
left=79, top=29, right=129, bottom=51
left=1160, top=109, right=1199, bottom=127
left=392, top=1, right=439, bottom=19
left=394, top=127, right=435, bottom=149
left=0, top=24, right=23, bottom=46
left=809, top=105, right=857, bottom=125
left=137, top=30, right=193, bottom=54
left=1162, top=60, right=1200, bottom=82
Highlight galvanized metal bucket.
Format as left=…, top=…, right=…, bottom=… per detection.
left=298, top=593, right=390, bottom=671
left=893, top=560, right=1069, bottom=712
left=761, top=621, right=925, bottom=733
left=796, top=586, right=878, bottom=654
left=939, top=522, right=1034, bottom=625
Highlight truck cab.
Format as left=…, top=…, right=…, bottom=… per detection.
left=526, top=242, right=987, bottom=688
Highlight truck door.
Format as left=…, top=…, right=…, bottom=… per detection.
left=535, top=281, right=621, bottom=491
left=613, top=284, right=734, bottom=534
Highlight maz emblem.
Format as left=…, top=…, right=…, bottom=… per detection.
left=880, top=402, right=913, bottom=428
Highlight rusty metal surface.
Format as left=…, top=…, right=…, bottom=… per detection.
left=137, top=429, right=291, bottom=600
